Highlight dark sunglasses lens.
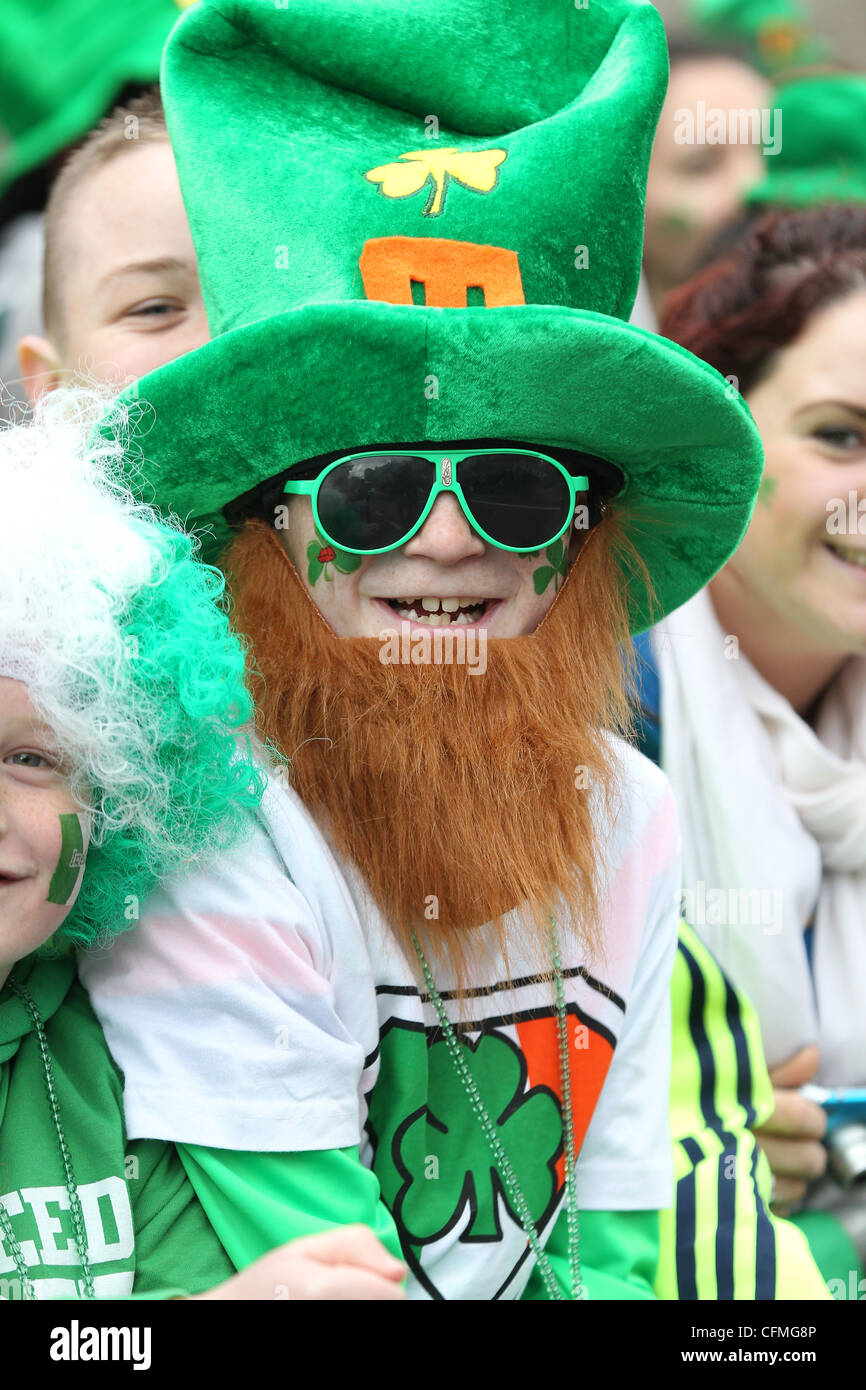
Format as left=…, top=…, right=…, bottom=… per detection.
left=317, top=455, right=435, bottom=551
left=459, top=453, right=572, bottom=548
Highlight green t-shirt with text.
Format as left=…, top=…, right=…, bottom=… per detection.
left=0, top=954, right=234, bottom=1300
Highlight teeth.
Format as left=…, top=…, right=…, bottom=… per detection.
left=387, top=596, right=488, bottom=625
left=398, top=595, right=491, bottom=611
left=829, top=542, right=866, bottom=568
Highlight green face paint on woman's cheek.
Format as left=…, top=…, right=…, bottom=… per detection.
left=757, top=475, right=778, bottom=508
left=660, top=207, right=694, bottom=236
left=46, top=812, right=88, bottom=906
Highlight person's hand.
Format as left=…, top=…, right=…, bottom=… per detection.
left=194, top=1225, right=407, bottom=1301
left=754, top=1045, right=828, bottom=1212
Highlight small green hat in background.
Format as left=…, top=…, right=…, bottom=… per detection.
left=747, top=73, right=866, bottom=207
left=685, top=0, right=828, bottom=78
left=0, top=0, right=193, bottom=196
left=118, top=0, right=764, bottom=634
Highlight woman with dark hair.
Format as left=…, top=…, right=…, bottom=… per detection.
left=637, top=203, right=866, bottom=1286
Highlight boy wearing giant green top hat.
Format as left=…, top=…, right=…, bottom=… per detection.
left=82, top=0, right=822, bottom=1299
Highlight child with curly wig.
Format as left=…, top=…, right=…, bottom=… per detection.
left=0, top=392, right=405, bottom=1300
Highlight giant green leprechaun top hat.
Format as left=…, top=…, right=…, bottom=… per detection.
left=115, top=0, right=764, bottom=634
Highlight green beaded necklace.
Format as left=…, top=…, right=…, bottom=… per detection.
left=0, top=977, right=95, bottom=1300
left=411, top=913, right=586, bottom=1301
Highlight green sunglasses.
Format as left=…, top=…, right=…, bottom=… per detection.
left=282, top=448, right=590, bottom=556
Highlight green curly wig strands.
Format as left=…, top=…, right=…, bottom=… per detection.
left=69, top=519, right=267, bottom=949
left=0, top=392, right=267, bottom=949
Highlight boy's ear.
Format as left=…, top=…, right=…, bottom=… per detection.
left=18, top=335, right=65, bottom=407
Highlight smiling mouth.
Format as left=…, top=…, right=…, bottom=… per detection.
left=824, top=541, right=866, bottom=571
left=379, top=596, right=498, bottom=626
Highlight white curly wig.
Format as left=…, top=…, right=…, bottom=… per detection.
left=1, top=390, right=154, bottom=767
left=0, top=389, right=265, bottom=946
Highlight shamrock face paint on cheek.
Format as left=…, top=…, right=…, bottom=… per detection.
left=519, top=540, right=569, bottom=595
left=46, top=812, right=89, bottom=906
left=0, top=790, right=91, bottom=980
left=305, top=527, right=363, bottom=586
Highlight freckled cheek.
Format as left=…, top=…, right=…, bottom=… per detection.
left=512, top=557, right=550, bottom=589
left=509, top=563, right=535, bottom=593
left=318, top=572, right=356, bottom=610
left=511, top=570, right=557, bottom=625
left=5, top=795, right=59, bottom=878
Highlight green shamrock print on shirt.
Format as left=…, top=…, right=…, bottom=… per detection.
left=306, top=528, right=363, bottom=585
left=394, top=1030, right=562, bottom=1243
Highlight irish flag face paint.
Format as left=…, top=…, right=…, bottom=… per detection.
left=46, top=812, right=89, bottom=906
left=0, top=801, right=91, bottom=984
left=0, top=679, right=91, bottom=983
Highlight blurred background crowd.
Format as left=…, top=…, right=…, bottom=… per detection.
left=4, top=0, right=865, bottom=399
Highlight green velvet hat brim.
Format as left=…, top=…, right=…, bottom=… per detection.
left=115, top=302, right=764, bottom=635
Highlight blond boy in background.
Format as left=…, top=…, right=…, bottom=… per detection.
left=18, top=90, right=207, bottom=403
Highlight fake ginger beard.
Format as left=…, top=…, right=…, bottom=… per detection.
left=226, top=518, right=636, bottom=984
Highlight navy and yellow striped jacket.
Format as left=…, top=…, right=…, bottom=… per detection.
left=658, top=920, right=826, bottom=1298
left=633, top=632, right=827, bottom=1298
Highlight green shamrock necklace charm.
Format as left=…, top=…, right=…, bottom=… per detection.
left=410, top=915, right=585, bottom=1300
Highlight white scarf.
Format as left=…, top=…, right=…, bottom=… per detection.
left=654, top=588, right=866, bottom=1085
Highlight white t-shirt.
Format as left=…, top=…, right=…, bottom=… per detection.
left=81, top=736, right=680, bottom=1300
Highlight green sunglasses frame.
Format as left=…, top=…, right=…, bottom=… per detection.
left=282, top=448, right=590, bottom=556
